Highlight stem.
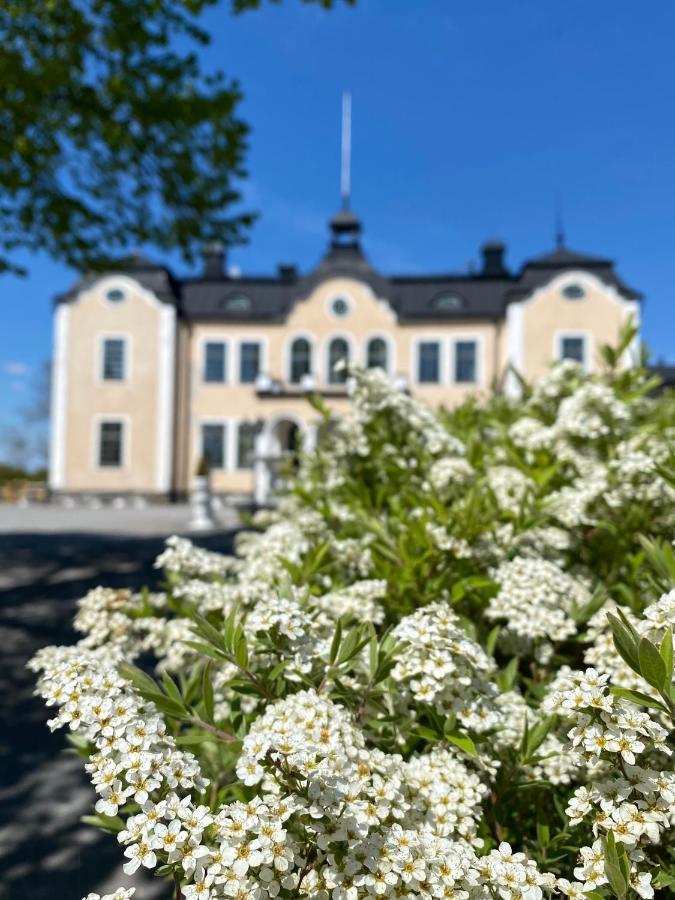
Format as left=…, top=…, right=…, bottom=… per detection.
left=188, top=717, right=238, bottom=743
left=174, top=873, right=183, bottom=900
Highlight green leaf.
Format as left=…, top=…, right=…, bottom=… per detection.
left=496, top=656, right=519, bottom=691
left=161, top=671, right=184, bottom=707
left=118, top=662, right=161, bottom=695
left=136, top=690, right=186, bottom=719
left=369, top=633, right=378, bottom=679
left=638, top=636, right=668, bottom=691
left=234, top=633, right=249, bottom=669
left=267, top=660, right=291, bottom=682
left=336, top=624, right=368, bottom=665
left=223, top=604, right=240, bottom=653
left=193, top=613, right=226, bottom=652
left=329, top=618, right=343, bottom=665
left=182, top=639, right=226, bottom=661
left=659, top=627, right=673, bottom=682
left=607, top=613, right=640, bottom=675
left=603, top=832, right=628, bottom=899
left=524, top=717, right=555, bottom=760
left=202, top=661, right=214, bottom=722
left=536, top=821, right=550, bottom=848
left=610, top=686, right=666, bottom=712
left=175, top=732, right=218, bottom=746
left=444, top=727, right=477, bottom=758
left=81, top=813, right=125, bottom=834
left=485, top=624, right=500, bottom=657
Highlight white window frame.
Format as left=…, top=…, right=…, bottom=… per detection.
left=554, top=330, right=592, bottom=372
left=198, top=418, right=230, bottom=471
left=236, top=336, right=268, bottom=384
left=285, top=331, right=316, bottom=384
left=93, top=415, right=129, bottom=470
left=200, top=337, right=230, bottom=384
left=363, top=332, right=395, bottom=374
left=450, top=334, right=484, bottom=386
left=412, top=336, right=444, bottom=385
left=324, top=332, right=356, bottom=385
left=97, top=333, right=131, bottom=384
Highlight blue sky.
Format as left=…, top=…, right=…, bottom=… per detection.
left=2, top=0, right=675, bottom=441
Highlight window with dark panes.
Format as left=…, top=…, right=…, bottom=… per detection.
left=418, top=341, right=440, bottom=383
left=366, top=337, right=388, bottom=371
left=201, top=423, right=226, bottom=469
left=204, top=342, right=226, bottom=382
left=102, top=338, right=125, bottom=381
left=560, top=336, right=585, bottom=364
left=290, top=338, right=312, bottom=383
left=328, top=338, right=349, bottom=384
left=98, top=421, right=123, bottom=467
left=239, top=342, right=261, bottom=383
left=454, top=340, right=477, bottom=383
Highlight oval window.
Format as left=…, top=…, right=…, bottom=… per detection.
left=331, top=297, right=350, bottom=317
left=105, top=287, right=126, bottom=303
left=562, top=283, right=585, bottom=300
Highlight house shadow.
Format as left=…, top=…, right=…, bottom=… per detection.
left=0, top=529, right=236, bottom=900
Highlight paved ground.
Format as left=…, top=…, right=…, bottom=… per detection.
left=0, top=505, right=237, bottom=900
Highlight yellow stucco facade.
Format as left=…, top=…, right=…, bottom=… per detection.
left=48, top=241, right=640, bottom=501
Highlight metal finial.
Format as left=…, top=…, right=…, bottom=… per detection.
left=555, top=197, right=565, bottom=248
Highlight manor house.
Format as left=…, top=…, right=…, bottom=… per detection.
left=48, top=208, right=641, bottom=503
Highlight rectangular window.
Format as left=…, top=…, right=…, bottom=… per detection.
left=418, top=341, right=440, bottom=383
left=204, top=342, right=227, bottom=383
left=201, top=423, right=226, bottom=469
left=98, top=421, right=123, bottom=467
left=102, top=338, right=126, bottom=381
left=560, top=336, right=585, bottom=365
left=454, top=340, right=477, bottom=383
left=239, top=342, right=261, bottom=384
left=237, top=421, right=263, bottom=469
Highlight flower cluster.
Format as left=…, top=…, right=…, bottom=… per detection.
left=29, top=347, right=675, bottom=898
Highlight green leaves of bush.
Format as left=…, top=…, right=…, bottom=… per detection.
left=607, top=611, right=675, bottom=717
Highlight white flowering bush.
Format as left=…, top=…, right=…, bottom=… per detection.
left=30, top=327, right=675, bottom=899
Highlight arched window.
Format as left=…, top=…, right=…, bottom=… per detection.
left=366, top=337, right=388, bottom=372
left=289, top=337, right=312, bottom=383
left=327, top=337, right=349, bottom=384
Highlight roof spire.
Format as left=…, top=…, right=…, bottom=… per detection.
left=329, top=91, right=362, bottom=249
left=341, top=91, right=352, bottom=210
left=555, top=196, right=565, bottom=249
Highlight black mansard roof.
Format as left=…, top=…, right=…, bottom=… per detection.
left=56, top=212, right=642, bottom=320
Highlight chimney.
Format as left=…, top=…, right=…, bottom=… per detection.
left=278, top=263, right=298, bottom=282
left=481, top=241, right=508, bottom=276
left=202, top=241, right=226, bottom=278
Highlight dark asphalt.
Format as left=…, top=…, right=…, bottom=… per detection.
left=0, top=529, right=236, bottom=900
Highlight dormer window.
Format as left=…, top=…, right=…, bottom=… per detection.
left=561, top=283, right=586, bottom=300
left=223, top=293, right=252, bottom=313
left=432, top=292, right=464, bottom=312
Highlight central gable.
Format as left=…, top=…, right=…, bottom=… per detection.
left=286, top=276, right=397, bottom=333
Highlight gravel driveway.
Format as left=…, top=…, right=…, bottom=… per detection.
left=0, top=505, right=236, bottom=900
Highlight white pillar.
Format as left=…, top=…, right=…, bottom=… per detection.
left=49, top=304, right=70, bottom=491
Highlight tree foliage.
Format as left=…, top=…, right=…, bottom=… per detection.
left=0, top=0, right=354, bottom=275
